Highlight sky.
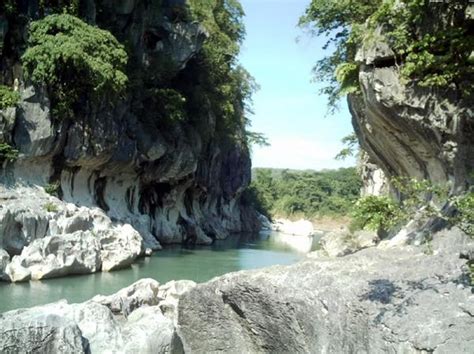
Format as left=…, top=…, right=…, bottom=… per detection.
left=238, top=0, right=356, bottom=171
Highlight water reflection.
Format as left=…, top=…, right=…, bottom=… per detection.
left=0, top=231, right=317, bottom=313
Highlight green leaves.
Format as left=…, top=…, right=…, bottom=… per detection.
left=452, top=192, right=474, bottom=237
left=351, top=195, right=400, bottom=232
left=0, top=86, right=20, bottom=110
left=245, top=168, right=362, bottom=219
left=352, top=177, right=472, bottom=238
left=302, top=0, right=474, bottom=109
left=22, top=14, right=128, bottom=119
left=0, top=143, right=19, bottom=164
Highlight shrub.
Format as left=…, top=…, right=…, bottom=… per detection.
left=351, top=195, right=401, bottom=234
left=22, top=14, right=128, bottom=118
left=44, top=181, right=61, bottom=197
left=0, top=143, right=19, bottom=164
left=43, top=202, right=58, bottom=213
left=154, top=89, right=187, bottom=124
left=247, top=167, right=362, bottom=219
left=453, top=192, right=474, bottom=238
left=0, top=86, right=20, bottom=110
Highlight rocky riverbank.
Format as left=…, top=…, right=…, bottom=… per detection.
left=1, top=227, right=472, bottom=353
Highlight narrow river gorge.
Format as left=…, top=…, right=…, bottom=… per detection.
left=0, top=231, right=318, bottom=313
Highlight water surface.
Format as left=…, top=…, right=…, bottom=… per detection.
left=0, top=231, right=318, bottom=313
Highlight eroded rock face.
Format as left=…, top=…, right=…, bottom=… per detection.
left=0, top=249, right=10, bottom=279
left=358, top=151, right=389, bottom=197
left=350, top=38, right=473, bottom=193
left=0, top=307, right=88, bottom=354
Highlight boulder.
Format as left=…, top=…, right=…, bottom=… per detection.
left=91, top=278, right=161, bottom=316
left=257, top=213, right=272, bottom=231
left=0, top=207, right=51, bottom=255
left=0, top=305, right=88, bottom=353
left=4, top=231, right=101, bottom=282
left=157, top=280, right=196, bottom=322
left=318, top=229, right=379, bottom=258
left=121, top=306, right=178, bottom=354
left=4, top=256, right=31, bottom=282
left=65, top=302, right=124, bottom=353
left=99, top=224, right=143, bottom=271
left=272, top=218, right=314, bottom=237
left=177, top=229, right=474, bottom=353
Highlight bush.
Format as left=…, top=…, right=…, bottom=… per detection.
left=351, top=195, right=401, bottom=234
left=43, top=202, right=58, bottom=213
left=0, top=86, right=20, bottom=110
left=352, top=178, right=472, bottom=238
left=154, top=89, right=187, bottom=124
left=22, top=14, right=128, bottom=118
left=0, top=143, right=19, bottom=164
left=453, top=192, right=474, bottom=237
left=44, top=181, right=61, bottom=197
left=247, top=167, right=362, bottom=219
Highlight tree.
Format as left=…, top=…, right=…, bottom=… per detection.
left=300, top=0, right=473, bottom=111
left=22, top=14, right=128, bottom=119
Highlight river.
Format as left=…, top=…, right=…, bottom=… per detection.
left=0, top=231, right=319, bottom=313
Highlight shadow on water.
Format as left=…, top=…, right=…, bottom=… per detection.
left=0, top=231, right=318, bottom=313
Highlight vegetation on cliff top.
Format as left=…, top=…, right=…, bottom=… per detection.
left=187, top=0, right=262, bottom=147
left=14, top=0, right=259, bottom=148
left=22, top=14, right=128, bottom=119
left=300, top=0, right=474, bottom=110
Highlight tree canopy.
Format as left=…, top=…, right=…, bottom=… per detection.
left=300, top=0, right=473, bottom=111
left=244, top=167, right=362, bottom=219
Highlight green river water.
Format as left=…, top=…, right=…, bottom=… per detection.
left=0, top=231, right=318, bottom=313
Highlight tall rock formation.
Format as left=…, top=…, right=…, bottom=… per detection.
left=0, top=0, right=259, bottom=281
left=350, top=6, right=473, bottom=195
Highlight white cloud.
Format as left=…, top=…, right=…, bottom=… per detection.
left=252, top=136, right=356, bottom=171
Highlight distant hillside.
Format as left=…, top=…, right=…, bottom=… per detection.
left=244, top=167, right=362, bottom=219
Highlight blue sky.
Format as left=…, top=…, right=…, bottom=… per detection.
left=238, top=0, right=356, bottom=170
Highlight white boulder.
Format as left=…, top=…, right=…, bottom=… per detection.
left=272, top=218, right=315, bottom=237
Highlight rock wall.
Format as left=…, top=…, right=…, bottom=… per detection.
left=0, top=0, right=259, bottom=281
left=350, top=7, right=473, bottom=241
left=358, top=150, right=389, bottom=197
left=350, top=33, right=473, bottom=195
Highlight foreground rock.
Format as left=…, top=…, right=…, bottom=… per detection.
left=177, top=228, right=474, bottom=353
left=1, top=229, right=472, bottom=353
left=0, top=278, right=196, bottom=353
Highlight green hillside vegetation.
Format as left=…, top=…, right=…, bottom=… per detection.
left=244, top=167, right=362, bottom=219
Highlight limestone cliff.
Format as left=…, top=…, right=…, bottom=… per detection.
left=0, top=0, right=259, bottom=281
left=351, top=5, right=473, bottom=193
left=350, top=4, right=473, bottom=240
